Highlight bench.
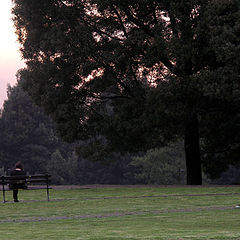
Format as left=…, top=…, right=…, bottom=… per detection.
left=0, top=174, right=51, bottom=203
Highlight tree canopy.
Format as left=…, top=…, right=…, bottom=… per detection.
left=12, top=0, right=240, bottom=184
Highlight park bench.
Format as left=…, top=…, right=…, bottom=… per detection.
left=0, top=174, right=51, bottom=203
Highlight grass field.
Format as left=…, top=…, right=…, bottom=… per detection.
left=0, top=185, right=240, bottom=240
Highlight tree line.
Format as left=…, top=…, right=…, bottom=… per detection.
left=0, top=84, right=188, bottom=185
left=0, top=84, right=136, bottom=184
left=0, top=84, right=240, bottom=185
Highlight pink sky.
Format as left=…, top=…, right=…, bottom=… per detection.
left=0, top=0, right=25, bottom=108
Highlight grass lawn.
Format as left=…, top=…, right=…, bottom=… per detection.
left=0, top=185, right=240, bottom=239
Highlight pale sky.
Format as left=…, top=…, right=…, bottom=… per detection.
left=0, top=0, right=25, bottom=108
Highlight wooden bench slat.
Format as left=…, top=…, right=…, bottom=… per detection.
left=28, top=179, right=51, bottom=184
left=1, top=175, right=51, bottom=180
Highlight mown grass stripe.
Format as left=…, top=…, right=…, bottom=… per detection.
left=0, top=205, right=235, bottom=223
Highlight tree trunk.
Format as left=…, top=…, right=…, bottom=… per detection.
left=184, top=111, right=202, bottom=185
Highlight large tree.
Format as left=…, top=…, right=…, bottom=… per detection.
left=12, top=0, right=240, bottom=184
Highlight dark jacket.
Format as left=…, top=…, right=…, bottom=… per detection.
left=9, top=169, right=27, bottom=189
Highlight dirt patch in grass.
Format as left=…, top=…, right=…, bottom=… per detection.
left=51, top=184, right=240, bottom=190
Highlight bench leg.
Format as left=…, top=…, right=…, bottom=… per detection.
left=1, top=176, right=6, bottom=203
left=46, top=179, right=50, bottom=202
left=3, top=186, right=6, bottom=203
left=46, top=187, right=49, bottom=201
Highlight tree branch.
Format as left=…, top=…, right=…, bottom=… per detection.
left=111, top=5, right=128, bottom=38
left=57, top=0, right=124, bottom=42
left=123, top=8, right=155, bottom=38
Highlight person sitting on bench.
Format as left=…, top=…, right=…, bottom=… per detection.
left=9, top=161, right=27, bottom=202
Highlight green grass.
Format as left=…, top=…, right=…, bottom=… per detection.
left=0, top=186, right=240, bottom=239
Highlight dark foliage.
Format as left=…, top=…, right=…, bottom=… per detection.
left=11, top=0, right=240, bottom=184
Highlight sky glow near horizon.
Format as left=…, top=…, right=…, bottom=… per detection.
left=0, top=0, right=25, bottom=108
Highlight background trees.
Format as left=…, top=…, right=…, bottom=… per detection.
left=0, top=83, right=56, bottom=173
left=11, top=0, right=240, bottom=184
left=0, top=83, right=139, bottom=184
left=0, top=82, right=239, bottom=185
left=132, top=141, right=186, bottom=184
